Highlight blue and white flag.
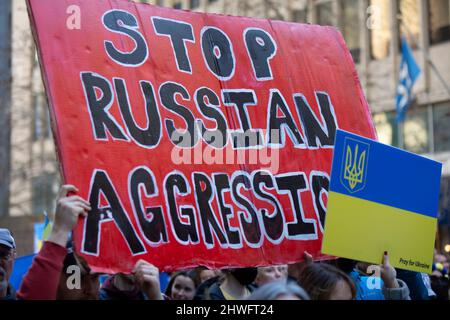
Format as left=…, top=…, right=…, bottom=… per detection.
left=396, top=36, right=421, bottom=122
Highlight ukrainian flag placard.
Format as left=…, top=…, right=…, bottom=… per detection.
left=322, top=129, right=442, bottom=273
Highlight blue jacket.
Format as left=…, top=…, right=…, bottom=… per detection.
left=349, top=270, right=385, bottom=300
left=349, top=269, right=411, bottom=300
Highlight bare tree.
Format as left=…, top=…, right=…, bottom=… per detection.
left=7, top=0, right=60, bottom=218
left=264, top=0, right=287, bottom=21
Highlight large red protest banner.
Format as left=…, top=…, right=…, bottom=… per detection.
left=28, top=0, right=377, bottom=273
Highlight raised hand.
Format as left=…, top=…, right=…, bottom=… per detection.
left=380, top=251, right=399, bottom=289
left=132, top=260, right=163, bottom=300
left=47, top=185, right=91, bottom=247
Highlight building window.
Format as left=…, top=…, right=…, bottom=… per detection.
left=292, top=8, right=308, bottom=23
left=190, top=0, right=200, bottom=9
left=316, top=1, right=334, bottom=26
left=369, top=0, right=391, bottom=60
left=376, top=102, right=450, bottom=154
left=173, top=1, right=182, bottom=9
left=341, top=0, right=360, bottom=64
left=438, top=177, right=450, bottom=231
left=208, top=0, right=218, bottom=3
left=33, top=93, right=51, bottom=141
left=373, top=111, right=400, bottom=147
left=399, top=0, right=420, bottom=50
left=433, top=102, right=450, bottom=152
left=32, top=173, right=58, bottom=216
left=403, top=106, right=430, bottom=154
left=429, top=0, right=450, bottom=44
left=33, top=95, right=42, bottom=142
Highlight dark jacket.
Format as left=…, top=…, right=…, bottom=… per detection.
left=205, top=282, right=226, bottom=300
left=1, top=285, right=16, bottom=300
left=396, top=269, right=433, bottom=300
left=194, top=276, right=221, bottom=300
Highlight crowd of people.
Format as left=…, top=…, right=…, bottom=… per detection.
left=1, top=185, right=449, bottom=301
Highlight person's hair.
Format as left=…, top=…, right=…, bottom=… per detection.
left=247, top=281, right=310, bottom=300
left=297, top=263, right=356, bottom=300
left=190, top=266, right=209, bottom=287
left=165, top=270, right=197, bottom=298
left=335, top=258, right=358, bottom=274
left=62, top=238, right=78, bottom=274
left=62, top=251, right=78, bottom=273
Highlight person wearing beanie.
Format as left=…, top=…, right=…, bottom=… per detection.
left=0, top=228, right=16, bottom=300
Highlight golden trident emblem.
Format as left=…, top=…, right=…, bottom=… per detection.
left=343, top=144, right=367, bottom=190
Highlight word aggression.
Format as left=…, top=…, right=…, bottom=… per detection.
left=82, top=168, right=330, bottom=254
